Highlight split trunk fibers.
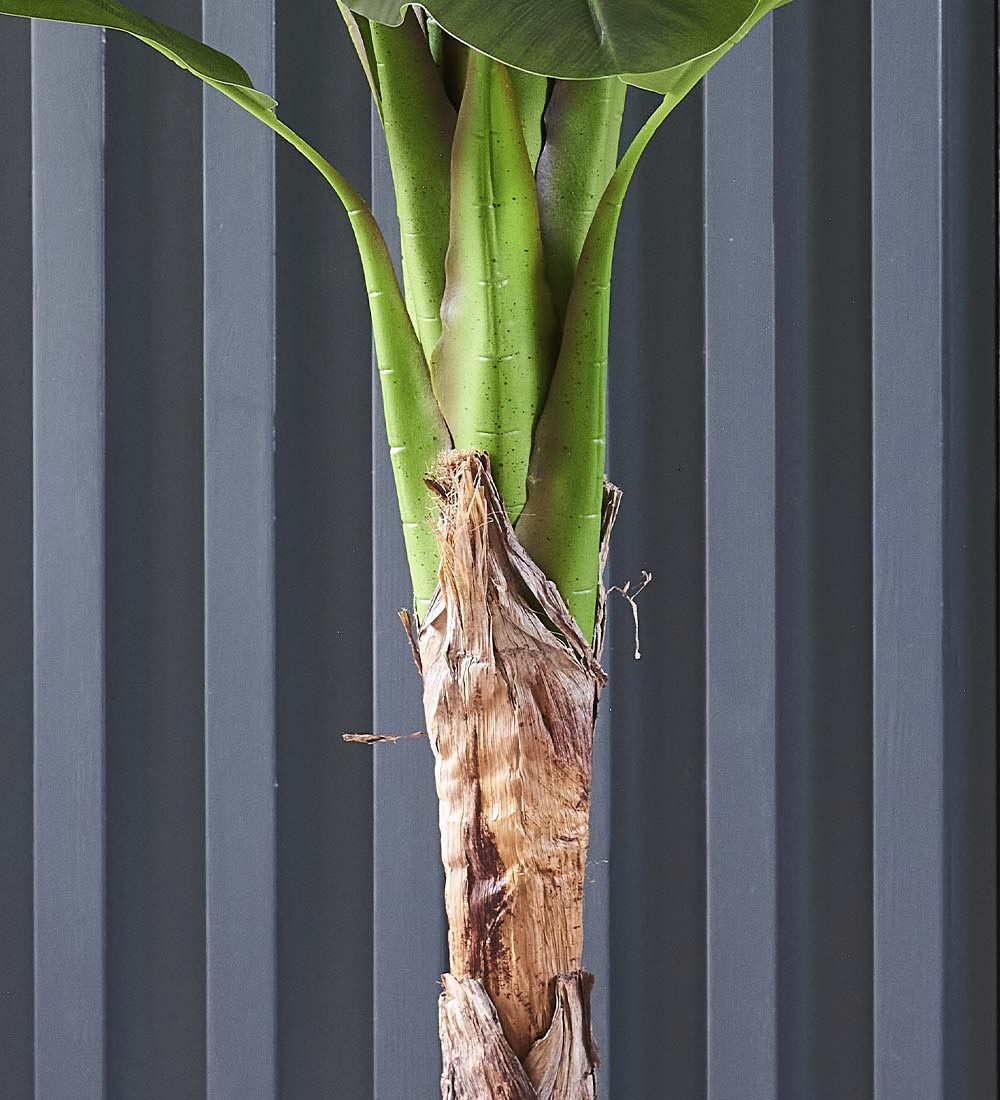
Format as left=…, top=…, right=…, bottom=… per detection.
left=402, top=452, right=619, bottom=1099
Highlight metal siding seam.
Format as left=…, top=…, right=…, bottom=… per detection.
left=1, top=19, right=36, bottom=1098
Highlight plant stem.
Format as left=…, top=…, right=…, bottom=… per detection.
left=430, top=54, right=557, bottom=524
left=536, top=77, right=626, bottom=324
left=516, top=94, right=673, bottom=639
left=208, top=79, right=452, bottom=613
left=370, top=13, right=455, bottom=359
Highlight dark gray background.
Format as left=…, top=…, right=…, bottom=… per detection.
left=0, top=0, right=996, bottom=1097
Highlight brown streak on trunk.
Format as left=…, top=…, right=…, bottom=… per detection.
left=417, top=451, right=616, bottom=1096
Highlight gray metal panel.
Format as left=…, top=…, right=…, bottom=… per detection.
left=872, top=0, right=998, bottom=1096
left=7, top=4, right=997, bottom=1096
left=0, top=21, right=36, bottom=1100
left=371, top=119, right=448, bottom=1100
left=870, top=2, right=946, bottom=1095
left=608, top=86, right=706, bottom=1100
left=939, top=0, right=998, bottom=1091
left=274, top=3, right=374, bottom=1096
left=703, top=27, right=777, bottom=1100
left=30, top=21, right=106, bottom=1100
left=772, top=2, right=874, bottom=1096
left=103, top=15, right=207, bottom=1096
left=201, top=2, right=277, bottom=1097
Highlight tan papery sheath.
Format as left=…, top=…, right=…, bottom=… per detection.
left=401, top=451, right=619, bottom=1099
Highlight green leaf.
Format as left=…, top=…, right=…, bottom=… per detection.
left=622, top=0, right=791, bottom=93
left=370, top=13, right=455, bottom=359
left=0, top=0, right=275, bottom=108
left=347, top=0, right=763, bottom=81
left=430, top=52, right=557, bottom=523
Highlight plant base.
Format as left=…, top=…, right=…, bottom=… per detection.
left=402, top=451, right=618, bottom=1098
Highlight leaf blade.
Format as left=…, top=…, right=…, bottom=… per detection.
left=347, top=0, right=765, bottom=81
left=1, top=0, right=275, bottom=107
left=621, top=0, right=789, bottom=92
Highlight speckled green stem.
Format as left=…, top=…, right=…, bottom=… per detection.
left=430, top=53, right=557, bottom=524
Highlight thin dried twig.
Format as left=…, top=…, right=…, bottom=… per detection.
left=342, top=731, right=427, bottom=745
left=606, top=570, right=653, bottom=660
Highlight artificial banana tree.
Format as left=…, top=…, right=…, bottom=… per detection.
left=2, top=0, right=793, bottom=1094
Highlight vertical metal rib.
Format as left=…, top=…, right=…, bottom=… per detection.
left=371, top=118, right=449, bottom=1100
left=103, top=12, right=206, bottom=1094
left=938, top=0, right=998, bottom=1090
left=870, top=2, right=945, bottom=1094
left=0, top=20, right=36, bottom=1098
left=872, top=0, right=998, bottom=1095
left=703, top=26, right=777, bottom=1100
left=201, top=2, right=277, bottom=1096
left=772, top=2, right=874, bottom=1096
left=31, top=21, right=106, bottom=1100
left=274, top=4, right=375, bottom=1096
left=608, top=87, right=706, bottom=1098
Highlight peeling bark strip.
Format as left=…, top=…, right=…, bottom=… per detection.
left=439, top=976, right=538, bottom=1100
left=415, top=451, right=615, bottom=1096
left=440, top=973, right=597, bottom=1100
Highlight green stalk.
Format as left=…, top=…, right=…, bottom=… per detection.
left=430, top=52, right=557, bottom=523
left=516, top=97, right=673, bottom=640
left=508, top=68, right=549, bottom=171
left=427, top=22, right=548, bottom=167
left=210, top=80, right=452, bottom=614
left=427, top=19, right=469, bottom=111
left=536, top=78, right=626, bottom=323
left=370, top=14, right=455, bottom=359
left=517, top=2, right=785, bottom=638
left=335, top=2, right=382, bottom=114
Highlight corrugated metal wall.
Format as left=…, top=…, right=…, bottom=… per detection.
left=0, top=1, right=995, bottom=1097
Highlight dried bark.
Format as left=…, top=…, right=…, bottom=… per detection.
left=403, top=451, right=618, bottom=1099
left=440, top=972, right=597, bottom=1100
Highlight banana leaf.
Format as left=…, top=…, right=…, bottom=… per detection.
left=0, top=0, right=275, bottom=106
left=346, top=0, right=763, bottom=82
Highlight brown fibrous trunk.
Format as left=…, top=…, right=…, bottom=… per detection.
left=401, top=451, right=619, bottom=1099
